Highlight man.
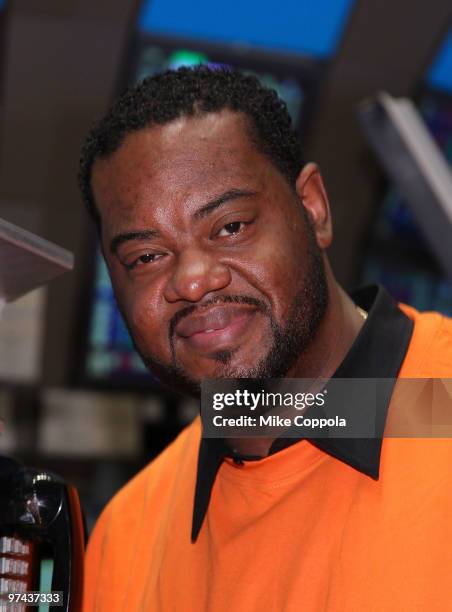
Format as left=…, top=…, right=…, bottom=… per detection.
left=79, top=67, right=452, bottom=611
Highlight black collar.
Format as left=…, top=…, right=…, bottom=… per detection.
left=191, top=285, right=414, bottom=542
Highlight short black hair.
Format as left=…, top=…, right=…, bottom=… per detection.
left=78, top=65, right=305, bottom=227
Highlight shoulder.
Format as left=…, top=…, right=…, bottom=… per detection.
left=83, top=418, right=201, bottom=609
left=84, top=418, right=201, bottom=578
left=87, top=417, right=201, bottom=551
left=399, top=303, right=452, bottom=376
left=106, top=416, right=201, bottom=516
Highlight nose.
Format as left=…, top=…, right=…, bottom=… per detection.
left=163, top=247, right=232, bottom=303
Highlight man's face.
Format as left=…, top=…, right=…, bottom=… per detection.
left=92, top=111, right=329, bottom=394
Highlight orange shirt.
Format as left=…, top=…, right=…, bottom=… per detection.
left=83, top=300, right=452, bottom=611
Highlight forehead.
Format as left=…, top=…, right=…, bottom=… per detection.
left=91, top=111, right=283, bottom=232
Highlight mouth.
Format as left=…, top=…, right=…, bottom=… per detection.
left=174, top=305, right=260, bottom=352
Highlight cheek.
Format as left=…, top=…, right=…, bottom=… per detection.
left=113, top=278, right=172, bottom=361
left=237, top=220, right=308, bottom=321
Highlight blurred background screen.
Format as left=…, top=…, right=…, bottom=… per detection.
left=138, top=0, right=356, bottom=57
left=359, top=27, right=452, bottom=315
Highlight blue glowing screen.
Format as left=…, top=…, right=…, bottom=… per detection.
left=138, top=0, right=355, bottom=58
left=426, top=29, right=452, bottom=94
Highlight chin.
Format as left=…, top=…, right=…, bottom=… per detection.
left=187, top=345, right=267, bottom=377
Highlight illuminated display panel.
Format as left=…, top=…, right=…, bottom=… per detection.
left=426, top=29, right=452, bottom=95
left=360, top=86, right=452, bottom=315
left=84, top=252, right=151, bottom=384
left=138, top=0, right=355, bottom=58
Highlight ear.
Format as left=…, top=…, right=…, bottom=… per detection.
left=295, top=162, right=333, bottom=249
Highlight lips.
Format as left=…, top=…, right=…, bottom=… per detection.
left=176, top=305, right=256, bottom=337
left=174, top=305, right=259, bottom=351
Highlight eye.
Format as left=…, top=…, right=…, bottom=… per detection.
left=126, top=252, right=162, bottom=269
left=217, top=221, right=245, bottom=237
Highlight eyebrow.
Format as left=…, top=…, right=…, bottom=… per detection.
left=110, top=229, right=159, bottom=255
left=192, top=188, right=258, bottom=221
left=109, top=188, right=257, bottom=254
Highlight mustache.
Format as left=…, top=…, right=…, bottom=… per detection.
left=168, top=295, right=270, bottom=342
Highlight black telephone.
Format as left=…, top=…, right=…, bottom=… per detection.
left=0, top=456, right=84, bottom=611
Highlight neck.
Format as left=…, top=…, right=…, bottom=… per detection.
left=289, top=279, right=364, bottom=380
left=226, top=271, right=365, bottom=458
